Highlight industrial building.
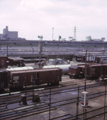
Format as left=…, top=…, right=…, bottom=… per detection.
left=0, top=26, right=25, bottom=40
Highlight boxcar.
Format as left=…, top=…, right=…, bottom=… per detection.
left=8, top=57, right=25, bottom=67
left=86, top=64, right=107, bottom=80
left=69, top=65, right=85, bottom=78
left=8, top=68, right=62, bottom=89
left=0, top=70, right=8, bottom=91
left=86, top=64, right=101, bottom=79
left=0, top=56, right=7, bottom=68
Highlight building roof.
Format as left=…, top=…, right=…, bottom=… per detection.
left=8, top=57, right=24, bottom=61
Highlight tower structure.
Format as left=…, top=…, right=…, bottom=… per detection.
left=52, top=27, right=54, bottom=40
left=74, top=26, right=76, bottom=40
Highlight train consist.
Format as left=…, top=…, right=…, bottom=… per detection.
left=0, top=67, right=62, bottom=92
left=69, top=65, right=85, bottom=78
left=68, top=63, right=107, bottom=80
left=1, top=55, right=107, bottom=92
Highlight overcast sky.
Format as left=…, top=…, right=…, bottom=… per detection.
left=0, top=0, right=107, bottom=41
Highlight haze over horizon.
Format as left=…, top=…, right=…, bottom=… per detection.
left=0, top=0, right=107, bottom=41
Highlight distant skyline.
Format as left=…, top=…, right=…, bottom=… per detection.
left=0, top=0, right=107, bottom=41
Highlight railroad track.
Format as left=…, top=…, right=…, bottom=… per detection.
left=0, top=83, right=101, bottom=104
left=50, top=106, right=107, bottom=120
left=0, top=89, right=106, bottom=120
left=0, top=103, right=56, bottom=120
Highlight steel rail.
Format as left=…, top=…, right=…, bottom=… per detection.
left=0, top=104, right=56, bottom=120
left=0, top=83, right=100, bottom=100
left=50, top=106, right=107, bottom=120
left=0, top=90, right=107, bottom=120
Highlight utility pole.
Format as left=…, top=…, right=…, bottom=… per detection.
left=38, top=38, right=43, bottom=69
left=104, top=80, right=106, bottom=120
left=39, top=42, right=41, bottom=69
left=103, top=59, right=106, bottom=120
left=7, top=44, right=8, bottom=58
left=82, top=50, right=88, bottom=120
left=85, top=50, right=87, bottom=91
left=76, top=86, right=79, bottom=119
left=38, top=35, right=43, bottom=69
left=49, top=88, right=51, bottom=120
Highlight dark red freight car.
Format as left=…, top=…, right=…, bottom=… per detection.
left=0, top=56, right=7, bottom=68
left=86, top=64, right=107, bottom=80
left=69, top=65, right=85, bottom=78
left=8, top=68, right=62, bottom=89
left=8, top=57, right=25, bottom=67
left=0, top=70, right=8, bottom=91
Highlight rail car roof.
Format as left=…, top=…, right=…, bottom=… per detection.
left=6, top=66, right=34, bottom=71
left=69, top=66, right=78, bottom=69
left=78, top=65, right=85, bottom=68
left=9, top=68, right=61, bottom=74
left=89, top=64, right=107, bottom=67
left=43, top=64, right=71, bottom=69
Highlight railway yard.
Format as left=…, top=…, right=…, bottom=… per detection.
left=0, top=76, right=107, bottom=120
left=0, top=40, right=107, bottom=120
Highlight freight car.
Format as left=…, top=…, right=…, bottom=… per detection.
left=69, top=65, right=85, bottom=79
left=0, top=70, right=8, bottom=92
left=68, top=63, right=107, bottom=80
left=86, top=64, right=107, bottom=80
left=0, top=67, right=34, bottom=91
left=0, top=68, right=62, bottom=91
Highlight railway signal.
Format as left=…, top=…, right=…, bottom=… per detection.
left=80, top=91, right=89, bottom=107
